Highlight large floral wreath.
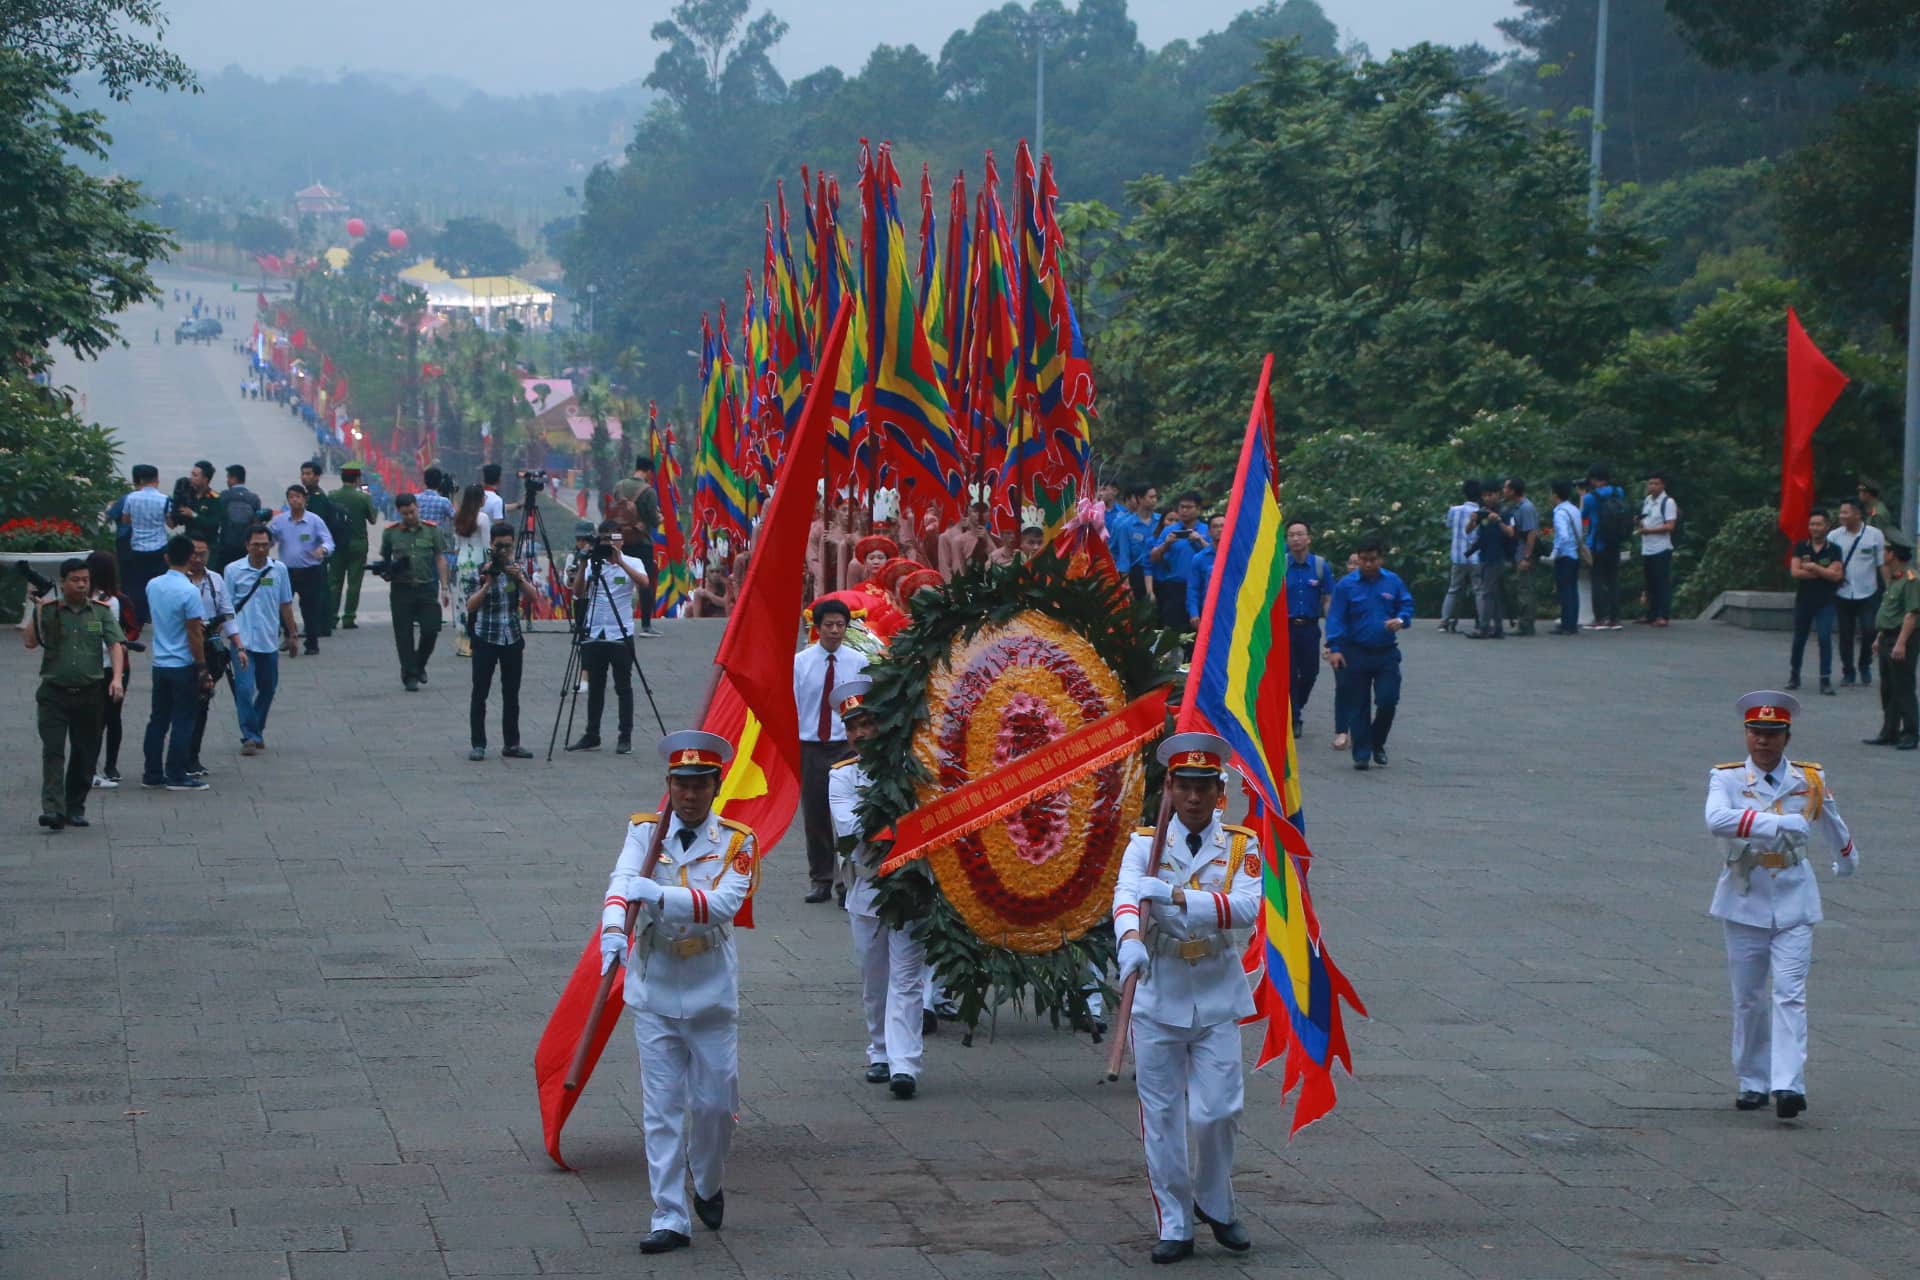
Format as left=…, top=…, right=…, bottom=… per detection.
left=858, top=550, right=1178, bottom=1033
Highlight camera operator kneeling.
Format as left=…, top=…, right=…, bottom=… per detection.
left=565, top=519, right=651, bottom=755
left=466, top=526, right=534, bottom=761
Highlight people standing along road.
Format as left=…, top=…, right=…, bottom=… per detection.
left=329, top=464, right=377, bottom=629
left=1828, top=498, right=1885, bottom=688
left=1787, top=510, right=1843, bottom=696
left=793, top=598, right=869, bottom=903
left=83, top=551, right=138, bottom=789
left=1112, top=733, right=1261, bottom=1264
left=1703, top=692, right=1857, bottom=1119
left=380, top=492, right=452, bottom=693
left=222, top=527, right=298, bottom=755
left=1466, top=480, right=1514, bottom=640
left=1502, top=478, right=1540, bottom=636
left=1864, top=540, right=1919, bottom=750
left=465, top=525, right=535, bottom=762
left=1326, top=539, right=1415, bottom=771
left=185, top=536, right=242, bottom=779
left=610, top=456, right=663, bottom=638
left=26, top=559, right=125, bottom=830
left=564, top=522, right=652, bottom=754
left=215, top=465, right=263, bottom=572
left=270, top=485, right=333, bottom=656
left=1147, top=492, right=1210, bottom=636
left=1438, top=480, right=1480, bottom=635
left=300, top=462, right=343, bottom=638
left=1581, top=465, right=1629, bottom=630
left=595, top=731, right=758, bottom=1255
left=1281, top=519, right=1333, bottom=739
left=141, top=536, right=210, bottom=792
left=172, top=460, right=223, bottom=554
left=1548, top=480, right=1588, bottom=636
left=119, top=464, right=172, bottom=624
left=449, top=485, right=493, bottom=659
left=1638, top=473, right=1678, bottom=626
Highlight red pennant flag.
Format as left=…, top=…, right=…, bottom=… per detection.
left=534, top=299, right=855, bottom=1171
left=575, top=488, right=589, bottom=518
left=1780, top=309, right=1849, bottom=550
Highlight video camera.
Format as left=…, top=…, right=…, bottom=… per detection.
left=481, top=546, right=514, bottom=578
left=365, top=554, right=410, bottom=581
left=13, top=560, right=55, bottom=596
left=518, top=469, right=549, bottom=494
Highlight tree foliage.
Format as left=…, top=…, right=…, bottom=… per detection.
left=1664, top=0, right=1920, bottom=73
left=0, top=376, right=121, bottom=526
left=0, top=0, right=195, bottom=98
left=433, top=216, right=526, bottom=277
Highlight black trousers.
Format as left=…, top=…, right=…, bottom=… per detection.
left=126, top=548, right=167, bottom=626
left=581, top=640, right=633, bottom=738
left=288, top=565, right=327, bottom=651
left=1878, top=631, right=1919, bottom=741
left=800, top=739, right=843, bottom=890
left=1642, top=550, right=1674, bottom=622
left=95, top=663, right=130, bottom=775
left=470, top=638, right=524, bottom=748
left=1155, top=584, right=1189, bottom=634
left=1836, top=594, right=1881, bottom=678
left=1590, top=549, right=1621, bottom=623
left=1554, top=556, right=1581, bottom=632
left=1288, top=619, right=1321, bottom=724
left=189, top=664, right=221, bottom=765
left=635, top=540, right=657, bottom=627
left=39, top=682, right=103, bottom=818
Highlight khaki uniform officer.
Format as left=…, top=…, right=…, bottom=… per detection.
left=1113, top=732, right=1262, bottom=1265
left=598, top=731, right=760, bottom=1255
left=26, top=558, right=126, bottom=829
left=378, top=491, right=450, bottom=692
left=827, top=676, right=927, bottom=1099
left=1703, top=691, right=1859, bottom=1119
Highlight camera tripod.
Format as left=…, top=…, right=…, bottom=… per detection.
left=511, top=473, right=570, bottom=633
left=545, top=551, right=667, bottom=761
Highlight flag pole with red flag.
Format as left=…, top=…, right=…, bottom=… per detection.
left=1780, top=308, right=1850, bottom=553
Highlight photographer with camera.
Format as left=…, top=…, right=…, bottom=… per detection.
left=1466, top=480, right=1516, bottom=640
left=377, top=492, right=452, bottom=692
left=1146, top=492, right=1211, bottom=634
left=23, top=559, right=126, bottom=829
left=464, top=525, right=535, bottom=762
left=222, top=525, right=298, bottom=753
left=565, top=519, right=650, bottom=754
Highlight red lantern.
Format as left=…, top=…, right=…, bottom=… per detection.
left=346, top=217, right=366, bottom=238
left=387, top=228, right=409, bottom=250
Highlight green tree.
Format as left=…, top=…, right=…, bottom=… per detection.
left=434, top=215, right=525, bottom=277
left=0, top=375, right=121, bottom=525
left=1664, top=0, right=1920, bottom=72
left=0, top=0, right=196, bottom=97
left=230, top=211, right=289, bottom=254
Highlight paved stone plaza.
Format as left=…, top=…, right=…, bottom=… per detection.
left=7, top=608, right=1918, bottom=1279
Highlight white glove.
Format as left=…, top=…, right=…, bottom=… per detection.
left=1833, top=851, right=1858, bottom=878
left=1118, top=937, right=1149, bottom=986
left=598, top=929, right=628, bottom=974
left=629, top=878, right=665, bottom=905
left=1135, top=879, right=1173, bottom=905
left=1775, top=814, right=1810, bottom=838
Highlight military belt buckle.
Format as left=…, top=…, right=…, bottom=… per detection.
left=1756, top=852, right=1794, bottom=870
left=670, top=935, right=709, bottom=959
left=1176, top=938, right=1211, bottom=963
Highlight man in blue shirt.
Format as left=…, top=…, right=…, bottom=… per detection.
left=1579, top=464, right=1626, bottom=630
left=222, top=526, right=299, bottom=752
left=1281, top=519, right=1335, bottom=738
left=1148, top=491, right=1209, bottom=633
left=119, top=464, right=172, bottom=625
left=270, top=485, right=335, bottom=655
left=1114, top=483, right=1158, bottom=599
left=1439, top=480, right=1480, bottom=634
left=141, top=536, right=211, bottom=791
left=1185, top=514, right=1227, bottom=622
left=1325, top=538, right=1415, bottom=770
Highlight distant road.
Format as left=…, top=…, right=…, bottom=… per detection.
left=49, top=265, right=317, bottom=491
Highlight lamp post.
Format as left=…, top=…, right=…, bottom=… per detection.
left=1904, top=122, right=1920, bottom=538
left=1586, top=0, right=1609, bottom=231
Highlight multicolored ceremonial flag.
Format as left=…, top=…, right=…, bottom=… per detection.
left=964, top=154, right=1020, bottom=527
left=1181, top=354, right=1365, bottom=1135
left=653, top=415, right=691, bottom=619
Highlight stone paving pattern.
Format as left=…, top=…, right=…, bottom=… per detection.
left=6, top=614, right=1918, bottom=1279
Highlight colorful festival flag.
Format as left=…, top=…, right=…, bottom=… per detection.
left=1181, top=355, right=1365, bottom=1135
left=653, top=412, right=691, bottom=619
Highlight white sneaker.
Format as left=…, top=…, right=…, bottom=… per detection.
left=92, top=773, right=119, bottom=790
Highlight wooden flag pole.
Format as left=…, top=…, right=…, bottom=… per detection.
left=1104, top=785, right=1176, bottom=1082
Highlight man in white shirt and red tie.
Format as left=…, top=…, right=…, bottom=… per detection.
left=793, top=597, right=869, bottom=903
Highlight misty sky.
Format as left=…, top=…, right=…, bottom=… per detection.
left=159, top=0, right=1519, bottom=91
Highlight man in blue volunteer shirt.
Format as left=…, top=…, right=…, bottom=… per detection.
left=1325, top=538, right=1415, bottom=771
left=1580, top=464, right=1627, bottom=630
left=1282, top=519, right=1334, bottom=738
left=1148, top=491, right=1209, bottom=633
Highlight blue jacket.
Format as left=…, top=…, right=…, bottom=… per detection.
left=1150, top=520, right=1209, bottom=583
left=1187, top=545, right=1216, bottom=619
left=1325, top=568, right=1415, bottom=653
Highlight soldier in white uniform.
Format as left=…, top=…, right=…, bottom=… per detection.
left=827, top=676, right=929, bottom=1098
left=598, top=730, right=761, bottom=1254
left=1703, top=691, right=1859, bottom=1119
left=1112, top=732, right=1263, bottom=1264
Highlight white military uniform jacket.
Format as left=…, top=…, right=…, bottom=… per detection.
left=1702, top=757, right=1853, bottom=930
left=1112, top=815, right=1263, bottom=1029
left=602, top=812, right=759, bottom=1018
left=827, top=758, right=882, bottom=919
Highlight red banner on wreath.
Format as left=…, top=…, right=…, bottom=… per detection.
left=877, top=686, right=1168, bottom=875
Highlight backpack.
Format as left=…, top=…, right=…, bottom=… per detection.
left=220, top=486, right=259, bottom=551
left=1596, top=487, right=1632, bottom=548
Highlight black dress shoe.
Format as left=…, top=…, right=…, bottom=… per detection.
left=1863, top=735, right=1896, bottom=745
left=1150, top=1238, right=1194, bottom=1264
left=1194, top=1203, right=1251, bottom=1252
left=922, top=1008, right=939, bottom=1035
left=693, top=1188, right=724, bottom=1230
left=1371, top=749, right=1388, bottom=767
left=403, top=677, right=419, bottom=692
left=1899, top=738, right=1919, bottom=751
left=1352, top=759, right=1369, bottom=771
left=1773, top=1090, right=1807, bottom=1119
left=566, top=735, right=602, bottom=752
left=415, top=669, right=428, bottom=685
left=64, top=814, right=90, bottom=828
left=38, top=812, right=65, bottom=830
left=803, top=886, right=831, bottom=903
left=638, top=1228, right=690, bottom=1254
left=864, top=1062, right=891, bottom=1083
left=890, top=1073, right=917, bottom=1099
left=1785, top=676, right=1801, bottom=690
left=615, top=738, right=633, bottom=755
left=1735, top=1090, right=1768, bottom=1110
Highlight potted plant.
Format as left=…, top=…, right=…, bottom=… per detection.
left=0, top=518, right=97, bottom=623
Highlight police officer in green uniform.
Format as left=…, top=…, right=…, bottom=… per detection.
left=24, top=558, right=126, bottom=829
left=300, top=461, right=343, bottom=637
left=329, top=462, right=378, bottom=629
left=380, top=491, right=451, bottom=691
